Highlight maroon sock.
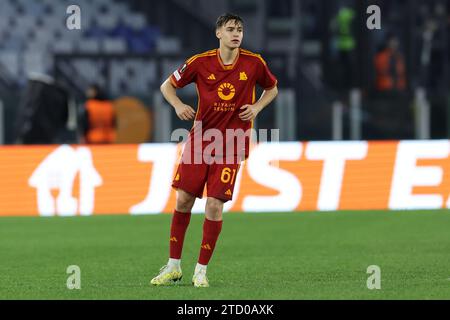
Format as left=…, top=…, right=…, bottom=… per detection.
left=169, top=210, right=191, bottom=259
left=198, top=218, right=223, bottom=265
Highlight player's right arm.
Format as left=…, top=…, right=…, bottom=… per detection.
left=160, top=78, right=196, bottom=120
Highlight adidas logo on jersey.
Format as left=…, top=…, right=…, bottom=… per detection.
left=225, top=189, right=232, bottom=196
left=207, top=74, right=216, bottom=80
left=239, top=72, right=248, bottom=81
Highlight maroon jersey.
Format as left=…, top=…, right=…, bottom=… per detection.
left=170, top=48, right=277, bottom=161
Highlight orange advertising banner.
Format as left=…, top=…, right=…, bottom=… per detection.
left=0, top=141, right=449, bottom=217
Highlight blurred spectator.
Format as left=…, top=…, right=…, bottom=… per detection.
left=418, top=2, right=447, bottom=91
left=368, top=35, right=411, bottom=140
left=14, top=74, right=68, bottom=144
left=374, top=35, right=407, bottom=92
left=81, top=84, right=116, bottom=144
left=331, top=6, right=357, bottom=90
left=419, top=18, right=438, bottom=89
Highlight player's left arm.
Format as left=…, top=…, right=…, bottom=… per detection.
left=239, top=86, right=278, bottom=122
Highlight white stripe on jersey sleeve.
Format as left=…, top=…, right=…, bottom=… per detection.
left=173, top=70, right=181, bottom=81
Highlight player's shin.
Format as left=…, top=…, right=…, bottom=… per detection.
left=198, top=218, right=223, bottom=265
left=169, top=210, right=192, bottom=263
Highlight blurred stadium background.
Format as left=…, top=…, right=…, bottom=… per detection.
left=1, top=0, right=450, bottom=300
left=0, top=0, right=448, bottom=145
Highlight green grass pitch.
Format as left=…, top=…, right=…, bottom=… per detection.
left=0, top=210, right=449, bottom=299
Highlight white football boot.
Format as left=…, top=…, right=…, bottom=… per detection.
left=150, top=264, right=182, bottom=286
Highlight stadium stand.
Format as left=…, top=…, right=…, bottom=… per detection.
left=0, top=0, right=448, bottom=144
left=0, top=0, right=169, bottom=87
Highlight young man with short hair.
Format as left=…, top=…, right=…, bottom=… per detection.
left=151, top=13, right=278, bottom=287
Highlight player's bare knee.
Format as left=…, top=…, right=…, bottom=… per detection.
left=206, top=198, right=224, bottom=221
left=176, top=190, right=195, bottom=212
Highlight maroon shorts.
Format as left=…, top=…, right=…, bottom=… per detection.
left=172, top=160, right=241, bottom=202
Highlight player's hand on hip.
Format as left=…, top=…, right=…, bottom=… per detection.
left=239, top=104, right=259, bottom=121
left=175, top=104, right=196, bottom=121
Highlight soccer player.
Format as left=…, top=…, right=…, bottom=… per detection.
left=151, top=13, right=278, bottom=287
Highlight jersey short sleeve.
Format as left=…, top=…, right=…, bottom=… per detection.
left=170, top=58, right=198, bottom=88
left=256, top=56, right=278, bottom=90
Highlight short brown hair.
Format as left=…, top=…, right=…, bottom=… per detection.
left=216, top=13, right=243, bottom=29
